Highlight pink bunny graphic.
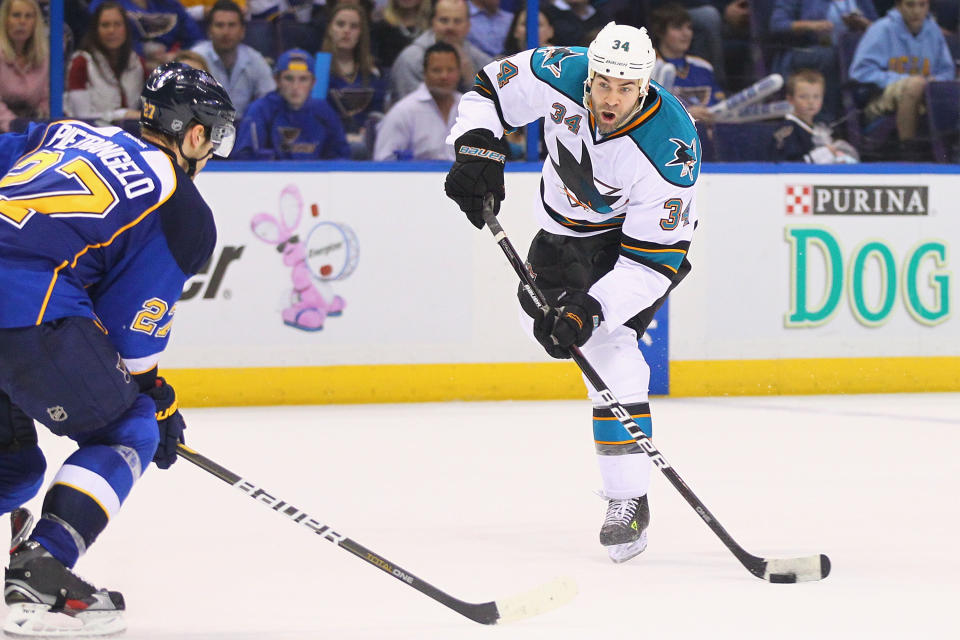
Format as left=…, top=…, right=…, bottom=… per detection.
left=251, top=185, right=346, bottom=332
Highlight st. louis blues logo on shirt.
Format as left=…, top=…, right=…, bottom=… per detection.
left=665, top=138, right=697, bottom=182
left=540, top=47, right=584, bottom=79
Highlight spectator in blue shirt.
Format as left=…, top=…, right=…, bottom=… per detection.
left=650, top=2, right=726, bottom=124
left=233, top=48, right=351, bottom=159
left=850, top=0, right=955, bottom=158
left=192, top=0, right=276, bottom=119
left=322, top=2, right=388, bottom=158
left=467, top=0, right=513, bottom=57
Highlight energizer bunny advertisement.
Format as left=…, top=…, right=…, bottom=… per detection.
left=166, top=170, right=551, bottom=370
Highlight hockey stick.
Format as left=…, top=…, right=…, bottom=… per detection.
left=176, top=443, right=577, bottom=624
left=481, top=195, right=830, bottom=583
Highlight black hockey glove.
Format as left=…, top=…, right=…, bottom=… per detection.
left=444, top=128, right=507, bottom=229
left=144, top=377, right=186, bottom=470
left=533, top=291, right=603, bottom=359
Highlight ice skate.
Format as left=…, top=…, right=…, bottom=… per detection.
left=4, top=535, right=125, bottom=637
left=599, top=495, right=649, bottom=564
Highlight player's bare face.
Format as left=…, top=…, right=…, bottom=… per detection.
left=278, top=69, right=315, bottom=110
left=590, top=74, right=642, bottom=133
left=787, top=80, right=823, bottom=125
left=97, top=8, right=127, bottom=52
left=330, top=8, right=361, bottom=52
left=897, top=0, right=928, bottom=34
left=209, top=10, right=245, bottom=53
left=6, top=0, right=36, bottom=51
left=432, top=0, right=469, bottom=44
left=424, top=51, right=460, bottom=96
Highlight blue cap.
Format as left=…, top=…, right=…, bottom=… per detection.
left=275, top=49, right=315, bottom=75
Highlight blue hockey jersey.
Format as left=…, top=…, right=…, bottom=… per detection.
left=0, top=120, right=215, bottom=373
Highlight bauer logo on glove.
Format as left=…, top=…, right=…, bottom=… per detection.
left=456, top=144, right=506, bottom=164
left=444, top=128, right=508, bottom=227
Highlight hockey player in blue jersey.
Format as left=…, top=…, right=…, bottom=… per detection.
left=0, top=62, right=235, bottom=636
left=445, top=23, right=699, bottom=564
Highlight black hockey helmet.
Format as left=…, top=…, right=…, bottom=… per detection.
left=140, top=62, right=237, bottom=158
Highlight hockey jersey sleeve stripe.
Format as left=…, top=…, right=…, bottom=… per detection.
left=34, top=170, right=178, bottom=325
left=619, top=237, right=689, bottom=276
left=472, top=69, right=514, bottom=133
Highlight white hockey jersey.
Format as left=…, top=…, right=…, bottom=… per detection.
left=448, top=46, right=701, bottom=329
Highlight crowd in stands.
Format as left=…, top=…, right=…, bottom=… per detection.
left=5, top=0, right=960, bottom=161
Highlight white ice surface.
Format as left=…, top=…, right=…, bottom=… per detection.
left=8, top=393, right=960, bottom=639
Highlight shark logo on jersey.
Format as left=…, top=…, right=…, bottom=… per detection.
left=540, top=46, right=584, bottom=79
left=552, top=140, right=622, bottom=213
left=665, top=137, right=698, bottom=182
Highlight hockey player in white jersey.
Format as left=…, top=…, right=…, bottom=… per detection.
left=444, top=22, right=699, bottom=563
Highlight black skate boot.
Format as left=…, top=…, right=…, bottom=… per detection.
left=4, top=516, right=125, bottom=637
left=599, top=495, right=649, bottom=564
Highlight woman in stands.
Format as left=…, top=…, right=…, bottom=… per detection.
left=322, top=2, right=387, bottom=159
left=65, top=1, right=146, bottom=126
left=370, top=0, right=430, bottom=69
left=502, top=8, right=555, bottom=55
left=0, top=0, right=47, bottom=132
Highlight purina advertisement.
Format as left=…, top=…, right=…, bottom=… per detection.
left=670, top=172, right=956, bottom=362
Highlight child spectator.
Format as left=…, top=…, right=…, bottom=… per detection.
left=192, top=0, right=276, bottom=119
left=850, top=0, right=955, bottom=159
left=0, top=0, right=47, bottom=132
left=771, top=68, right=859, bottom=162
left=233, top=48, right=351, bottom=159
left=650, top=3, right=725, bottom=124
left=65, top=1, right=145, bottom=126
left=373, top=41, right=462, bottom=160
left=89, top=0, right=205, bottom=70
left=370, top=0, right=431, bottom=69
left=322, top=2, right=387, bottom=158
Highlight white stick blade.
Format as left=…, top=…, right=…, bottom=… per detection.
left=764, top=554, right=831, bottom=583
left=494, top=577, right=578, bottom=624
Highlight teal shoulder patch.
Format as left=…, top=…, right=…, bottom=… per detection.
left=529, top=46, right=589, bottom=103
left=628, top=82, right=701, bottom=187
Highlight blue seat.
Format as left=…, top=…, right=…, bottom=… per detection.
left=244, top=18, right=277, bottom=60
left=925, top=81, right=960, bottom=162
left=748, top=0, right=777, bottom=80
left=837, top=30, right=899, bottom=160
left=712, top=122, right=782, bottom=162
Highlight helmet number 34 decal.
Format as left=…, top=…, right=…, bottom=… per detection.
left=611, top=40, right=630, bottom=51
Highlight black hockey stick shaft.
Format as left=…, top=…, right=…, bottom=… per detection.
left=176, top=443, right=574, bottom=623
left=481, top=195, right=829, bottom=582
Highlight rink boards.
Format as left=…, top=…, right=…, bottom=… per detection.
left=161, top=163, right=960, bottom=405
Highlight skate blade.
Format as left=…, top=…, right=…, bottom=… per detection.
left=606, top=531, right=648, bottom=564
left=3, top=603, right=125, bottom=638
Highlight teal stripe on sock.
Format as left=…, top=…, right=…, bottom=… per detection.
left=593, top=414, right=652, bottom=442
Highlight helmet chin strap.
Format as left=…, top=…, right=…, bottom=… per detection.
left=176, top=137, right=213, bottom=179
